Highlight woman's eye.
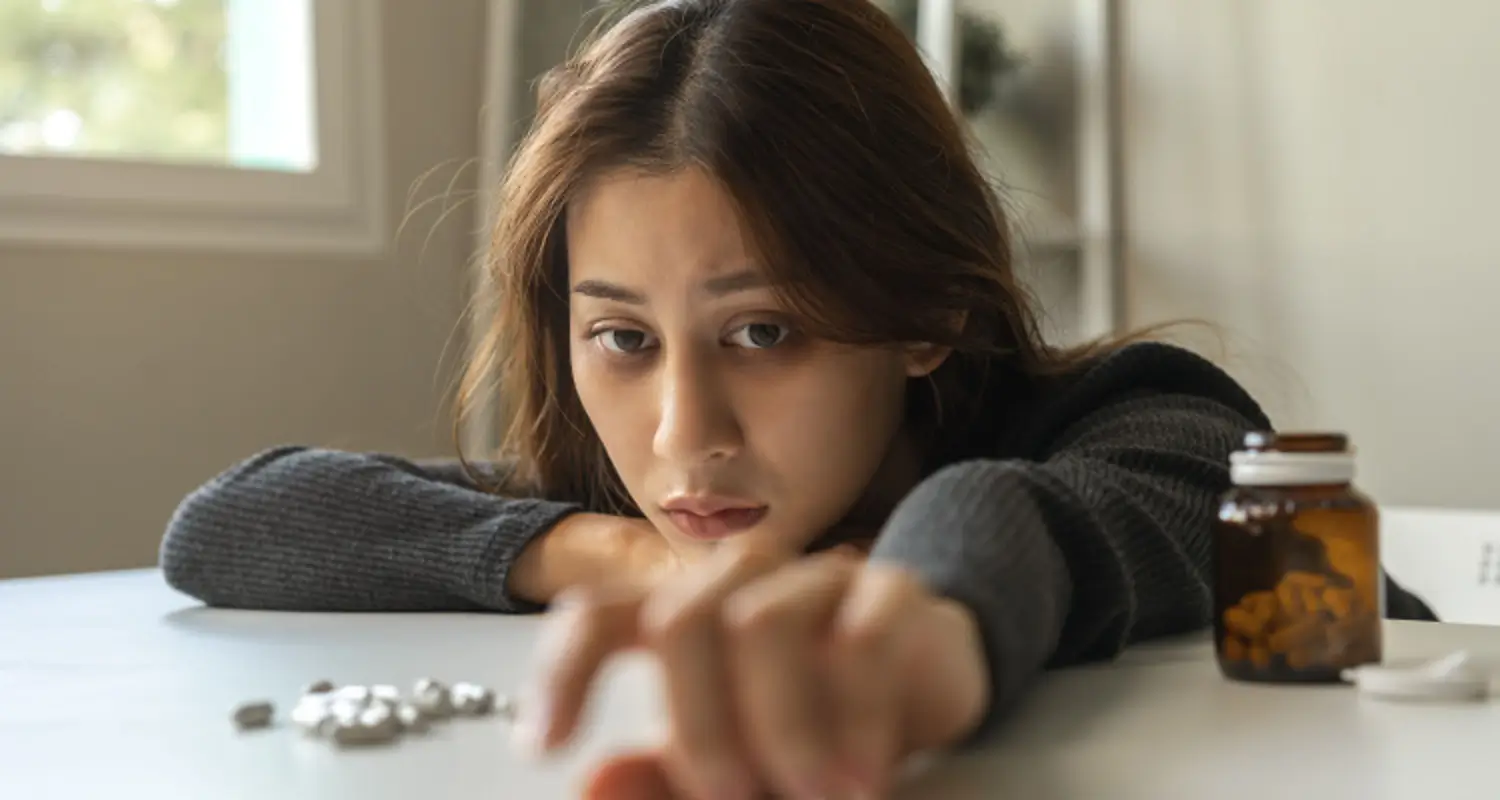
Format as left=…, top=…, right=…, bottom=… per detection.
left=595, top=328, right=656, bottom=354
left=727, top=322, right=791, bottom=350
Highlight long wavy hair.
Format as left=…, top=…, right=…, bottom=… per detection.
left=457, top=0, right=1120, bottom=512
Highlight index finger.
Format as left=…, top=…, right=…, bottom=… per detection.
left=516, top=586, right=644, bottom=756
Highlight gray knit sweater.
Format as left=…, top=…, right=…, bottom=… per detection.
left=159, top=342, right=1435, bottom=740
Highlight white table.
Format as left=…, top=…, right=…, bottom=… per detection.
left=4, top=570, right=1499, bottom=799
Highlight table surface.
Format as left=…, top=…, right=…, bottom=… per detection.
left=5, top=570, right=1500, bottom=799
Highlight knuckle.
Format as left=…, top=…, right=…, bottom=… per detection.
left=836, top=616, right=893, bottom=659
left=640, top=592, right=715, bottom=647
left=722, top=589, right=798, bottom=640
left=869, top=562, right=923, bottom=598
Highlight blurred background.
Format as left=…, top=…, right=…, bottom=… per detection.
left=3, top=0, right=1497, bottom=585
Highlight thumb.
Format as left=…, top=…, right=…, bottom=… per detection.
left=582, top=748, right=681, bottom=800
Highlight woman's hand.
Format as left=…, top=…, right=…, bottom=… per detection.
left=515, top=541, right=990, bottom=800
left=509, top=513, right=683, bottom=604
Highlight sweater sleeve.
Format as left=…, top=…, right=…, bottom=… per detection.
left=159, top=446, right=582, bottom=613
left=869, top=391, right=1250, bottom=742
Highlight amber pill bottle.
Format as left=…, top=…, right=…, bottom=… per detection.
left=1214, top=432, right=1383, bottom=682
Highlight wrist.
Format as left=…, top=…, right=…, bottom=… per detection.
left=508, top=512, right=668, bottom=604
left=902, top=596, right=991, bottom=751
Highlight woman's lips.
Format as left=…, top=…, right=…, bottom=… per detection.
left=664, top=506, right=767, bottom=540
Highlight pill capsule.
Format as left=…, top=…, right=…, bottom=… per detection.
left=452, top=683, right=495, bottom=715
left=291, top=697, right=332, bottom=733
left=395, top=703, right=429, bottom=733
left=233, top=701, right=274, bottom=730
left=333, top=685, right=371, bottom=706
left=360, top=705, right=399, bottom=735
left=371, top=684, right=401, bottom=703
left=304, top=679, right=335, bottom=695
left=329, top=699, right=366, bottom=727
left=413, top=685, right=453, bottom=718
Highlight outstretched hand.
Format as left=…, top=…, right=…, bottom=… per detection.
left=515, top=540, right=989, bottom=800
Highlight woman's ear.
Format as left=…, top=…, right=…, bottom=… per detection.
left=902, top=342, right=953, bottom=377
left=903, top=311, right=966, bottom=377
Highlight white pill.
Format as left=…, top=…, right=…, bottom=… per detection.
left=304, top=679, right=335, bottom=695
left=232, top=701, right=274, bottom=729
left=359, top=704, right=398, bottom=734
left=370, top=684, right=401, bottom=703
left=333, top=685, right=371, bottom=706
left=290, top=698, right=332, bottom=733
left=329, top=699, right=366, bottom=727
left=412, top=684, right=453, bottom=718
left=452, top=683, right=495, bottom=716
left=412, top=678, right=444, bottom=696
left=395, top=703, right=429, bottom=733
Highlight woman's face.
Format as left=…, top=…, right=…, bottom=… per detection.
left=566, top=167, right=947, bottom=558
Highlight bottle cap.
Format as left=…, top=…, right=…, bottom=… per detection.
left=1342, top=651, right=1492, bottom=702
left=1230, top=450, right=1356, bottom=486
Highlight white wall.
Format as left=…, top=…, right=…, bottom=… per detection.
left=1121, top=0, right=1500, bottom=510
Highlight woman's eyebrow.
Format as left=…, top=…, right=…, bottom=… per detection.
left=701, top=269, right=766, bottom=296
left=571, top=270, right=766, bottom=303
left=572, top=280, right=645, bottom=304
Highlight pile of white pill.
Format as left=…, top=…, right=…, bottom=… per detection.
left=232, top=678, right=516, bottom=747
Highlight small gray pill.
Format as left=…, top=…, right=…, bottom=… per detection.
left=232, top=701, right=274, bottom=730
left=304, top=679, right=335, bottom=695
left=332, top=719, right=396, bottom=746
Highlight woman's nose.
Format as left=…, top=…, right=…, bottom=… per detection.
left=651, top=352, right=743, bottom=465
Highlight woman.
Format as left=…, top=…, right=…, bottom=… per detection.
left=161, top=1, right=1434, bottom=797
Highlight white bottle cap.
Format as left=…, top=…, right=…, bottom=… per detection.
left=1230, top=450, right=1356, bottom=486
left=1342, top=651, right=1492, bottom=702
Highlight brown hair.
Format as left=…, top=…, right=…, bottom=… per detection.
left=457, top=0, right=1121, bottom=512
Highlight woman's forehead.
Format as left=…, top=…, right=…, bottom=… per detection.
left=565, top=167, right=767, bottom=289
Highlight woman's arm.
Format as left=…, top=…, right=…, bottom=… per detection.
left=872, top=389, right=1437, bottom=744
left=871, top=391, right=1260, bottom=741
left=159, top=445, right=613, bottom=613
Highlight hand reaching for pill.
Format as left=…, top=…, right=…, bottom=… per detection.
left=515, top=540, right=988, bottom=800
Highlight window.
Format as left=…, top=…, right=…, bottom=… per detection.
left=0, top=0, right=385, bottom=254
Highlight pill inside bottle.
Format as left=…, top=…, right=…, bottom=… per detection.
left=1213, top=432, right=1383, bottom=682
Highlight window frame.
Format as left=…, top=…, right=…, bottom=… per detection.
left=0, top=0, right=387, bottom=255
